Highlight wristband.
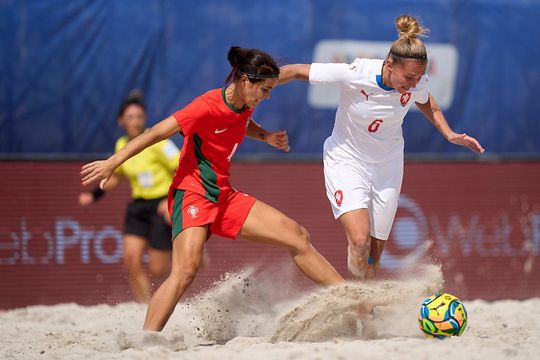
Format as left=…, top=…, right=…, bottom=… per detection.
left=91, top=186, right=105, bottom=201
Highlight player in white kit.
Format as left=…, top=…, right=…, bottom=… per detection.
left=279, top=15, right=485, bottom=280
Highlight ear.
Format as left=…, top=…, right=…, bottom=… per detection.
left=385, top=59, right=394, bottom=72
left=240, top=74, right=249, bottom=85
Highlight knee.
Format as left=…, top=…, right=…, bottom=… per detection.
left=348, top=230, right=371, bottom=253
left=148, top=260, right=171, bottom=278
left=170, top=258, right=200, bottom=285
left=288, top=223, right=312, bottom=254
left=123, top=252, right=143, bottom=274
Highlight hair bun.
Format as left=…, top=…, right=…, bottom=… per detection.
left=395, top=15, right=428, bottom=39
left=227, top=46, right=244, bottom=68
left=127, top=89, right=143, bottom=102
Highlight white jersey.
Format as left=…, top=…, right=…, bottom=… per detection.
left=310, top=58, right=430, bottom=163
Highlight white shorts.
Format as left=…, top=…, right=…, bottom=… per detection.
left=323, top=143, right=404, bottom=240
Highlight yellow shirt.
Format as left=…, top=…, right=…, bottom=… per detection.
left=115, top=133, right=179, bottom=200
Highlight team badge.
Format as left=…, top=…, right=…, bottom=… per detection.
left=334, top=190, right=343, bottom=206
left=400, top=92, right=411, bottom=106
left=187, top=205, right=200, bottom=219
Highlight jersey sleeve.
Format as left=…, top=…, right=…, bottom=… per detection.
left=309, top=62, right=361, bottom=88
left=414, top=75, right=430, bottom=104
left=173, top=96, right=212, bottom=136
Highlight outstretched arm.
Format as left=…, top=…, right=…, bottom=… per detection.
left=416, top=94, right=485, bottom=154
left=278, top=64, right=311, bottom=85
left=246, top=117, right=290, bottom=152
left=81, top=116, right=180, bottom=187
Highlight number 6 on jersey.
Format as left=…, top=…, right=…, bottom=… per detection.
left=368, top=119, right=384, bottom=133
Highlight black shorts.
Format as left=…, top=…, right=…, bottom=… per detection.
left=124, top=197, right=172, bottom=251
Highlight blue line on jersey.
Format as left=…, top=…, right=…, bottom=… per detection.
left=376, top=74, right=394, bottom=91
left=368, top=256, right=373, bottom=265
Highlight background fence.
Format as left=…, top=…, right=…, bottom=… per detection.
left=1, top=160, right=539, bottom=309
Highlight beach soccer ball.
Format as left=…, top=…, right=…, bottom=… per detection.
left=418, top=292, right=467, bottom=339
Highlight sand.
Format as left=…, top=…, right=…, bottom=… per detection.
left=1, top=262, right=539, bottom=360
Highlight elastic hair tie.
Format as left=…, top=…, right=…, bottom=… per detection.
left=242, top=72, right=279, bottom=80
left=390, top=50, right=427, bottom=60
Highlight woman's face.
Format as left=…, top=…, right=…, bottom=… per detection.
left=387, top=59, right=427, bottom=94
left=118, top=104, right=146, bottom=139
left=240, top=76, right=279, bottom=108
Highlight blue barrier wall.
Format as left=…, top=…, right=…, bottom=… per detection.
left=1, top=0, right=539, bottom=157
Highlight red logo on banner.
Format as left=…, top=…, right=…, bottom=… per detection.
left=334, top=190, right=343, bottom=206
left=400, top=92, right=411, bottom=106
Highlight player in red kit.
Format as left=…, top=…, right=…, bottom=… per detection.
left=167, top=86, right=260, bottom=240
left=81, top=46, right=344, bottom=332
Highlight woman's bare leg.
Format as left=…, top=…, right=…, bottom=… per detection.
left=123, top=235, right=151, bottom=303
left=240, top=200, right=343, bottom=285
left=365, top=237, right=385, bottom=279
left=147, top=248, right=172, bottom=296
left=340, top=210, right=387, bottom=279
left=143, top=226, right=207, bottom=331
left=339, top=209, right=372, bottom=279
left=147, top=248, right=172, bottom=278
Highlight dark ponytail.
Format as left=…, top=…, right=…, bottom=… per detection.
left=118, top=89, right=146, bottom=118
left=225, top=46, right=279, bottom=84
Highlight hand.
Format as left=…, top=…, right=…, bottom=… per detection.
left=265, top=130, right=290, bottom=152
left=157, top=198, right=171, bottom=225
left=78, top=192, right=94, bottom=207
left=80, top=159, right=116, bottom=188
left=447, top=132, right=485, bottom=154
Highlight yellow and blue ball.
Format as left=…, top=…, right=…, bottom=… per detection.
left=418, top=292, right=467, bottom=339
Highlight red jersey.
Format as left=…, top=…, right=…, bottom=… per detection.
left=171, top=88, right=253, bottom=203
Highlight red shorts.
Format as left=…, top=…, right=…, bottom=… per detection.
left=168, top=188, right=257, bottom=240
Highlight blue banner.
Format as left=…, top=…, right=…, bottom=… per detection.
left=1, top=0, right=539, bottom=157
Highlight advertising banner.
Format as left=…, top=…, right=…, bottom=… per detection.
left=2, top=1, right=539, bottom=156
left=1, top=161, right=538, bottom=309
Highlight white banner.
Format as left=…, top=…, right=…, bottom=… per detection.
left=308, top=40, right=458, bottom=110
